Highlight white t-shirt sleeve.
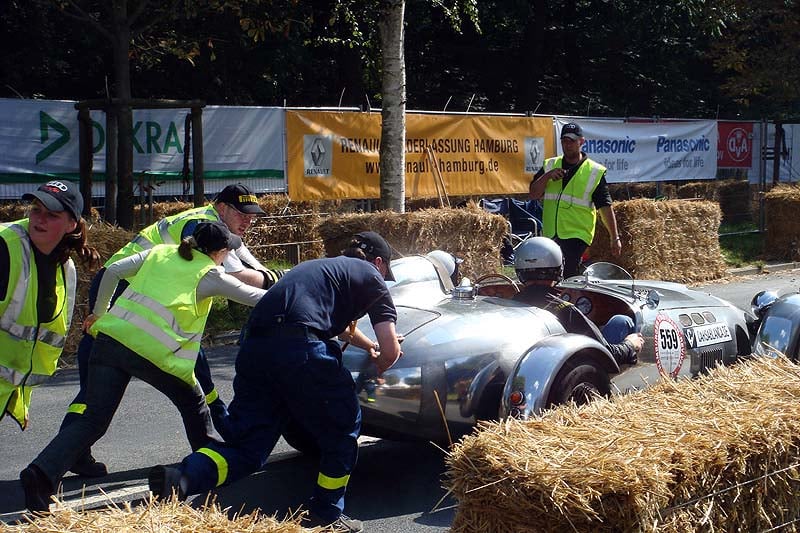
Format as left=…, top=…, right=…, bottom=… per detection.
left=197, top=267, right=267, bottom=306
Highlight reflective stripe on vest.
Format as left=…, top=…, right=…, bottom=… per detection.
left=92, top=245, right=215, bottom=385
left=105, top=206, right=219, bottom=267
left=541, top=156, right=605, bottom=243
left=0, top=220, right=76, bottom=427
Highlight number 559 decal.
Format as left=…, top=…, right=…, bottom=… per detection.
left=654, top=313, right=686, bottom=378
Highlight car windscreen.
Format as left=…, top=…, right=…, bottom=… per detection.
left=754, top=315, right=795, bottom=357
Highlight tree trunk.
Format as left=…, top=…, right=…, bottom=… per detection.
left=111, top=0, right=135, bottom=229
left=378, top=0, right=406, bottom=213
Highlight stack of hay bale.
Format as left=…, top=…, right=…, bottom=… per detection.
left=316, top=205, right=508, bottom=280
left=764, top=185, right=800, bottom=261
left=446, top=356, right=800, bottom=532
left=589, top=199, right=727, bottom=282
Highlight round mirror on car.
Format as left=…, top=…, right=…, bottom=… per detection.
left=751, top=290, right=779, bottom=319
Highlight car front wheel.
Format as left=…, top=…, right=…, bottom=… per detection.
left=547, top=356, right=611, bottom=407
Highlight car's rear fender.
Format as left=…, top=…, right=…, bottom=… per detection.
left=500, top=334, right=618, bottom=419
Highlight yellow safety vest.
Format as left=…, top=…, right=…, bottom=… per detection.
left=542, top=156, right=606, bottom=244
left=0, top=219, right=76, bottom=429
left=105, top=205, right=219, bottom=267
left=91, top=244, right=215, bottom=386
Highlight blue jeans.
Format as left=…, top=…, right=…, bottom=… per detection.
left=179, top=333, right=360, bottom=523
left=34, top=333, right=218, bottom=488
left=602, top=315, right=635, bottom=344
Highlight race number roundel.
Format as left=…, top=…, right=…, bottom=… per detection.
left=654, top=313, right=686, bottom=378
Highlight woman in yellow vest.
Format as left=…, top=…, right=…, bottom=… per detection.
left=20, top=221, right=266, bottom=513
left=0, top=180, right=98, bottom=431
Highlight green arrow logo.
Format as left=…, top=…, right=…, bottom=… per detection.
left=36, top=111, right=70, bottom=164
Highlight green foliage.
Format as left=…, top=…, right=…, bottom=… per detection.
left=719, top=222, right=764, bottom=267
left=0, top=0, right=795, bottom=119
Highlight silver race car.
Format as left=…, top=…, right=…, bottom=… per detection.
left=283, top=256, right=753, bottom=450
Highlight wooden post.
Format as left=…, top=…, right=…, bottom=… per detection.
left=191, top=106, right=204, bottom=206
left=772, top=121, right=782, bottom=186
left=105, top=106, right=118, bottom=224
left=77, top=107, right=93, bottom=219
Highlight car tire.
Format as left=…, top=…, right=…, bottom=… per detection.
left=282, top=420, right=320, bottom=457
left=547, top=356, right=611, bottom=407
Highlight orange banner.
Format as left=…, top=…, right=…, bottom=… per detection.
left=286, top=110, right=555, bottom=201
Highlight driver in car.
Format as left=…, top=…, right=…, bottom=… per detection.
left=513, top=237, right=643, bottom=365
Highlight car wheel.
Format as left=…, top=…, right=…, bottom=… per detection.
left=547, top=356, right=611, bottom=407
left=282, top=420, right=320, bottom=457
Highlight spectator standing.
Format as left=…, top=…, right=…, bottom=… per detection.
left=529, top=122, right=622, bottom=278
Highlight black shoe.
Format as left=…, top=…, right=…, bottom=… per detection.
left=304, top=512, right=364, bottom=533
left=20, top=464, right=54, bottom=513
left=148, top=465, right=186, bottom=502
left=69, top=451, right=108, bottom=477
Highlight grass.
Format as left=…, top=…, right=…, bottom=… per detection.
left=718, top=221, right=765, bottom=268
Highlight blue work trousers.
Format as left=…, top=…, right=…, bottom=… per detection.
left=181, top=334, right=361, bottom=523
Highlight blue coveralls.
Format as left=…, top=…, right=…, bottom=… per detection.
left=177, top=256, right=396, bottom=523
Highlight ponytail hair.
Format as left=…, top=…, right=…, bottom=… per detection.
left=54, top=218, right=100, bottom=267
left=178, top=237, right=197, bottom=261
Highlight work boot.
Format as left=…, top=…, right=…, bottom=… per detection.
left=69, top=451, right=108, bottom=478
left=19, top=464, right=54, bottom=513
left=304, top=512, right=364, bottom=533
left=148, top=465, right=186, bottom=502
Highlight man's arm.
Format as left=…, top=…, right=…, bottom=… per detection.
left=372, top=321, right=402, bottom=374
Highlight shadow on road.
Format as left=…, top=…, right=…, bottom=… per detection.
left=200, top=439, right=456, bottom=528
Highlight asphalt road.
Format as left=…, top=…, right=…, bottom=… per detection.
left=1, top=267, right=798, bottom=530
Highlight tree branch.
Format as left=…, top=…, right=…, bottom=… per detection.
left=49, top=0, right=113, bottom=40
left=131, top=0, right=181, bottom=37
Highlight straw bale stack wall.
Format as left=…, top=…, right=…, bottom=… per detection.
left=763, top=184, right=800, bottom=261
left=588, top=199, right=727, bottom=282
left=446, top=356, right=800, bottom=532
left=316, top=206, right=508, bottom=280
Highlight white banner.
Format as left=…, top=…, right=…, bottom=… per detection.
left=0, top=98, right=286, bottom=198
left=759, top=123, right=799, bottom=184
left=555, top=118, right=718, bottom=183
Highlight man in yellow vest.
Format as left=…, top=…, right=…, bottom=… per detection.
left=60, top=183, right=282, bottom=477
left=529, top=122, right=622, bottom=278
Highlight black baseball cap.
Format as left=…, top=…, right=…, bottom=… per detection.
left=560, top=122, right=583, bottom=140
left=193, top=220, right=242, bottom=254
left=353, top=231, right=395, bottom=281
left=23, top=180, right=83, bottom=221
left=215, top=184, right=265, bottom=215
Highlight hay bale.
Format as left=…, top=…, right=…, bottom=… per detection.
left=764, top=184, right=800, bottom=261
left=65, top=222, right=136, bottom=359
left=588, top=199, right=726, bottom=283
left=316, top=206, right=508, bottom=279
left=2, top=495, right=316, bottom=532
left=609, top=183, right=676, bottom=201
left=446, top=356, right=800, bottom=533
left=717, top=179, right=752, bottom=224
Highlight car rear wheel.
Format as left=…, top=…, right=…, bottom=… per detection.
left=547, top=356, right=611, bottom=407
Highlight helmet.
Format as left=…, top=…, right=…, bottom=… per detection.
left=427, top=250, right=462, bottom=284
left=750, top=290, right=779, bottom=319
left=514, top=237, right=564, bottom=283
